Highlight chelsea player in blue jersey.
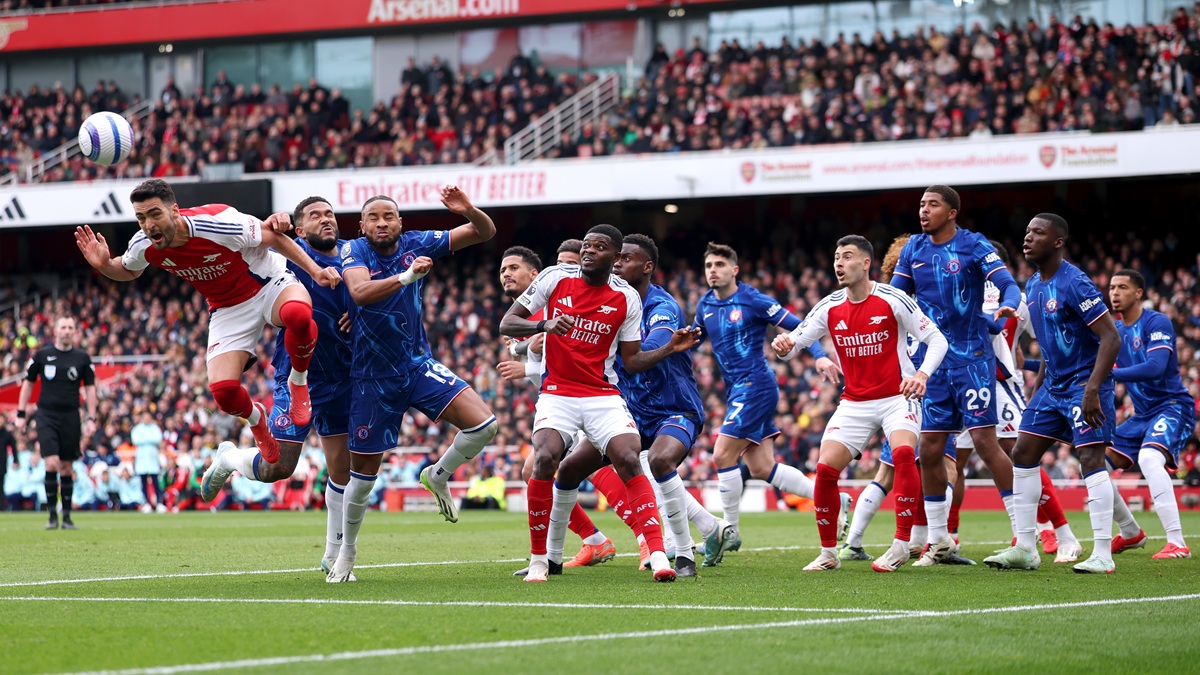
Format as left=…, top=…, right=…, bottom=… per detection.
left=200, top=197, right=354, bottom=572
left=326, top=186, right=499, bottom=582
left=1106, top=269, right=1193, bottom=559
left=890, top=185, right=1021, bottom=564
left=693, top=243, right=843, bottom=547
left=614, top=235, right=736, bottom=575
left=985, top=213, right=1122, bottom=574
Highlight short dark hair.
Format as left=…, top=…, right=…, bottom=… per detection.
left=361, top=195, right=398, bottom=214
left=130, top=179, right=176, bottom=205
left=557, top=239, right=583, bottom=255
left=1113, top=268, right=1145, bottom=291
left=836, top=235, right=873, bottom=260
left=293, top=196, right=331, bottom=225
left=586, top=224, right=623, bottom=250
left=624, top=233, right=659, bottom=269
left=924, top=184, right=961, bottom=212
left=988, top=239, right=1010, bottom=265
left=1034, top=212, right=1069, bottom=240
left=501, top=245, right=541, bottom=270
left=705, top=242, right=738, bottom=265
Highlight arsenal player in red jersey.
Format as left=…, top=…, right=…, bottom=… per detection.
left=74, top=179, right=341, bottom=464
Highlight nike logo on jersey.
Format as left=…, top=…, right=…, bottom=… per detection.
left=161, top=258, right=177, bottom=267
left=834, top=320, right=848, bottom=330
left=868, top=316, right=887, bottom=325
left=704, top=312, right=713, bottom=319
left=598, top=305, right=617, bottom=314
left=202, top=253, right=222, bottom=262
left=913, top=262, right=926, bottom=268
left=558, top=296, right=574, bottom=308
left=47, top=356, right=56, bottom=361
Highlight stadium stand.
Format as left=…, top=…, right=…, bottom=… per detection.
left=3, top=9, right=1200, bottom=181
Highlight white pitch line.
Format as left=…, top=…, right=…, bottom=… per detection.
left=48, top=593, right=1200, bottom=675
left=0, top=535, right=1174, bottom=589
left=0, top=595, right=905, bottom=614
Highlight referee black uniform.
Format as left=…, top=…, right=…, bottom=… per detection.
left=23, top=344, right=94, bottom=527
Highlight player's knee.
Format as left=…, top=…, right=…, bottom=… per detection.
left=209, top=380, right=248, bottom=416
left=892, top=445, right=917, bottom=466
left=647, top=452, right=675, bottom=479
left=1137, top=447, right=1167, bottom=473
left=278, top=299, right=313, bottom=326
left=531, top=450, right=559, bottom=481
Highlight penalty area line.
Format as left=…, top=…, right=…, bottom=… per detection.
left=48, top=593, right=1200, bottom=675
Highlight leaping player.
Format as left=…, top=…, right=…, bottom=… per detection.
left=75, top=179, right=339, bottom=465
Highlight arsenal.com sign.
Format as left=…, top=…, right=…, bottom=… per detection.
left=367, top=0, right=521, bottom=23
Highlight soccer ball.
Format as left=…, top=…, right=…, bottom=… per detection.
left=78, top=111, right=135, bottom=166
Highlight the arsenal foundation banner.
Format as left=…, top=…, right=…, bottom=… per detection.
left=0, top=0, right=726, bottom=52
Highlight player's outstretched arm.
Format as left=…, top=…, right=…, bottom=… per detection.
left=1082, top=313, right=1121, bottom=428
left=1112, top=346, right=1169, bottom=382
left=442, top=185, right=496, bottom=251
left=261, top=229, right=340, bottom=288
left=74, top=225, right=142, bottom=281
left=343, top=256, right=432, bottom=306
left=620, top=328, right=701, bottom=374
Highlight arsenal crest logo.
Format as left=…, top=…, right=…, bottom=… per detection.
left=740, top=162, right=756, bottom=183
left=1039, top=145, right=1056, bottom=168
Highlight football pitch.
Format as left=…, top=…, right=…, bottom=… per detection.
left=2, top=510, right=1197, bottom=674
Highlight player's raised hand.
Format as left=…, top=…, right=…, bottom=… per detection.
left=314, top=267, right=342, bottom=288
left=899, top=372, right=929, bottom=399
left=543, top=315, right=576, bottom=336
left=814, top=356, right=842, bottom=383
left=496, top=360, right=527, bottom=382
left=440, top=184, right=474, bottom=215
left=772, top=333, right=796, bottom=358
left=993, top=306, right=1020, bottom=321
left=75, top=225, right=111, bottom=268
left=669, top=327, right=702, bottom=352
left=262, top=212, right=294, bottom=233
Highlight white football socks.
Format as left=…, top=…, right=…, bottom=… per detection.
left=1140, top=449, right=1186, bottom=547
left=222, top=446, right=261, bottom=480
left=338, top=472, right=376, bottom=565
left=431, top=416, right=498, bottom=482
left=656, top=471, right=696, bottom=560
left=548, top=485, right=578, bottom=565
left=847, top=481, right=886, bottom=548
left=1084, top=470, right=1114, bottom=562
left=1012, top=466, right=1041, bottom=552
left=324, top=479, right=346, bottom=563
left=687, top=491, right=719, bottom=538
left=716, top=465, right=743, bottom=530
left=768, top=462, right=815, bottom=499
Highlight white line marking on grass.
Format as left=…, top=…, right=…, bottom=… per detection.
left=46, top=594, right=1200, bottom=675
left=0, top=596, right=903, bottom=614
left=0, top=535, right=1175, bottom=589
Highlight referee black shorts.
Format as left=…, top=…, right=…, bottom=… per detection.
left=35, top=409, right=82, bottom=462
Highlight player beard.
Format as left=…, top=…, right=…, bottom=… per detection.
left=307, top=232, right=338, bottom=253
left=366, top=230, right=401, bottom=251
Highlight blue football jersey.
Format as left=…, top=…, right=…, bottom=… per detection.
left=617, top=284, right=705, bottom=423
left=891, top=229, right=1017, bottom=369
left=340, top=230, right=452, bottom=379
left=1025, top=261, right=1112, bottom=393
left=272, top=238, right=351, bottom=384
left=693, top=282, right=801, bottom=385
left=1115, top=309, right=1190, bottom=411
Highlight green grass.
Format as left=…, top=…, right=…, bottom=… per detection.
left=2, top=509, right=1198, bottom=674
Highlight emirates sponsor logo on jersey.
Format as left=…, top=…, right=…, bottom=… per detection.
left=1078, top=296, right=1104, bottom=313
left=171, top=261, right=234, bottom=282
left=834, top=330, right=891, bottom=357
left=552, top=308, right=613, bottom=346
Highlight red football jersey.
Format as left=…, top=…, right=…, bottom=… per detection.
left=515, top=265, right=641, bottom=397
left=121, top=204, right=287, bottom=310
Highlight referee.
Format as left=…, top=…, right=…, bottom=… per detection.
left=16, top=316, right=97, bottom=530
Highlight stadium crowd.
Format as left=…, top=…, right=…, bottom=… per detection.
left=4, top=8, right=1200, bottom=180
left=4, top=219, right=1200, bottom=512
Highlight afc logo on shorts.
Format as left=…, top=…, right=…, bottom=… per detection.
left=274, top=414, right=292, bottom=429
left=356, top=425, right=371, bottom=441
